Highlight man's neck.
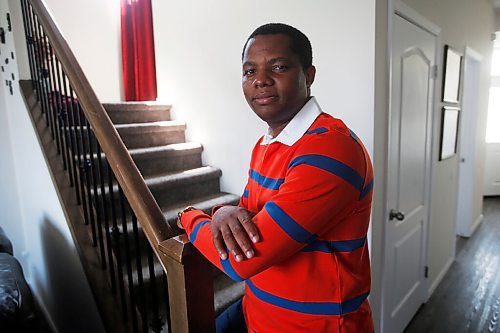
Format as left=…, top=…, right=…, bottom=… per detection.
left=268, top=121, right=291, bottom=138
left=267, top=97, right=312, bottom=138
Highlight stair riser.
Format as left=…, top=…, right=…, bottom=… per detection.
left=87, top=151, right=203, bottom=181
left=134, top=153, right=202, bottom=177
left=119, top=131, right=186, bottom=149
left=105, top=109, right=171, bottom=124
left=151, top=178, right=221, bottom=208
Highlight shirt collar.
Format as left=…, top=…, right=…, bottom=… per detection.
left=261, top=96, right=322, bottom=146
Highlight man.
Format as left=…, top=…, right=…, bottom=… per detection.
left=177, top=23, right=374, bottom=332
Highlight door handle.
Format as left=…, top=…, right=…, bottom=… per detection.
left=389, top=209, right=405, bottom=221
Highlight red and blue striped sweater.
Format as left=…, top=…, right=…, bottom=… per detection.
left=181, top=101, right=374, bottom=332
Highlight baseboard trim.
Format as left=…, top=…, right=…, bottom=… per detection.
left=427, top=256, right=454, bottom=299
left=469, top=214, right=484, bottom=236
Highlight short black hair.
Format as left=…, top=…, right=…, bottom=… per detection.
left=242, top=23, right=313, bottom=70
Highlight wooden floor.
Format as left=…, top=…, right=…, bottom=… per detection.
left=404, top=196, right=500, bottom=333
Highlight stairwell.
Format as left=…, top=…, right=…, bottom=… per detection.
left=102, top=102, right=246, bottom=327
left=19, top=0, right=245, bottom=330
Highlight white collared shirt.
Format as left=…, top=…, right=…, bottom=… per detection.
left=261, top=96, right=323, bottom=146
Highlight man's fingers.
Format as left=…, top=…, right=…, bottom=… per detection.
left=210, top=206, right=258, bottom=262
left=221, top=225, right=244, bottom=262
left=229, top=220, right=254, bottom=259
left=176, top=218, right=184, bottom=230
left=238, top=212, right=259, bottom=244
left=211, top=228, right=228, bottom=260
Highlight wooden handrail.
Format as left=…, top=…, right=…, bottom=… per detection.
left=28, top=0, right=175, bottom=254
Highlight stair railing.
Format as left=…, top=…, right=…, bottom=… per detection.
left=20, top=0, right=215, bottom=332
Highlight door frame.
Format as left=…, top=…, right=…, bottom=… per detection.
left=380, top=1, right=441, bottom=331
left=456, top=46, right=483, bottom=237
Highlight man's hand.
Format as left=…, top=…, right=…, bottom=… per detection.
left=211, top=206, right=259, bottom=262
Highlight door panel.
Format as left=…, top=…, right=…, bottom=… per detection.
left=399, top=50, right=429, bottom=215
left=392, top=221, right=423, bottom=316
left=384, top=12, right=436, bottom=333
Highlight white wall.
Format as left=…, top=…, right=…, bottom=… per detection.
left=0, top=1, right=104, bottom=332
left=43, top=0, right=122, bottom=102
left=402, top=0, right=494, bottom=294
left=152, top=0, right=375, bottom=195
left=371, top=0, right=390, bottom=329
left=496, top=10, right=500, bottom=31
left=0, top=46, right=25, bottom=261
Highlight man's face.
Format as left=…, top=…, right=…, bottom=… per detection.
left=242, top=34, right=315, bottom=129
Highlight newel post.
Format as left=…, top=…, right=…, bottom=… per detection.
left=159, top=235, right=215, bottom=333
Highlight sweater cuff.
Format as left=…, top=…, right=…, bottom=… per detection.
left=181, top=209, right=211, bottom=235
left=211, top=204, right=228, bottom=216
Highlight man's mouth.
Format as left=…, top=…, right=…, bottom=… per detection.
left=253, top=93, right=278, bottom=105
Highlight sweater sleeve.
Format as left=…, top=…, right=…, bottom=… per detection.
left=181, top=136, right=370, bottom=281
left=239, top=178, right=250, bottom=209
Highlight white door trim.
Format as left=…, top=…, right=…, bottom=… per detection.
left=393, top=1, right=441, bottom=36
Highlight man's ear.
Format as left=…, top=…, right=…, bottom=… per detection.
left=305, top=65, right=316, bottom=88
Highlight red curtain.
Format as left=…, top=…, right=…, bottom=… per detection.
left=121, top=0, right=157, bottom=101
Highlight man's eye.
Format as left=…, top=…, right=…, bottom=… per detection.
left=272, top=65, right=288, bottom=72
left=243, top=69, right=255, bottom=76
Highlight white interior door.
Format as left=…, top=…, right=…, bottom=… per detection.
left=456, top=48, right=482, bottom=237
left=384, top=5, right=438, bottom=333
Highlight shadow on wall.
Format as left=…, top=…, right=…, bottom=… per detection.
left=33, top=215, right=104, bottom=333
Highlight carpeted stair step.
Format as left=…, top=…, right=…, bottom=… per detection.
left=74, top=141, right=204, bottom=187
left=129, top=142, right=203, bottom=177
left=115, top=121, right=186, bottom=149
left=103, top=102, right=171, bottom=124
left=147, top=166, right=222, bottom=208
left=213, top=273, right=245, bottom=316
left=91, top=166, right=224, bottom=212
left=161, top=192, right=241, bottom=226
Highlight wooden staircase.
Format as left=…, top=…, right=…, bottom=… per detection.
left=102, top=102, right=245, bottom=328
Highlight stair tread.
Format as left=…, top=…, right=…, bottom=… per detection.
left=161, top=192, right=240, bottom=223
left=128, top=142, right=203, bottom=158
left=76, top=142, right=202, bottom=160
left=115, top=120, right=185, bottom=130
left=213, top=274, right=245, bottom=315
left=103, top=102, right=171, bottom=112
left=144, top=166, right=222, bottom=189
left=64, top=121, right=184, bottom=131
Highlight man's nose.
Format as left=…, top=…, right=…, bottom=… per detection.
left=253, top=71, right=273, bottom=88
